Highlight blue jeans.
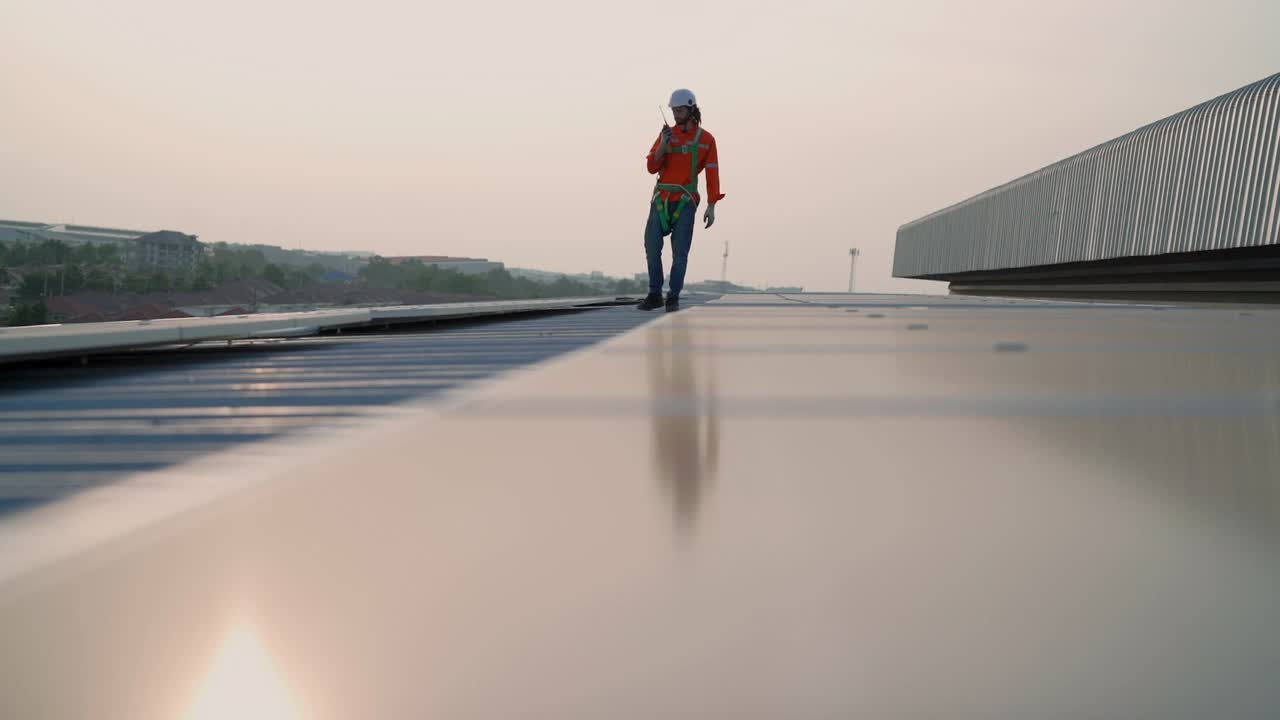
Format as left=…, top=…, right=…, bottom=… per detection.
left=644, top=198, right=697, bottom=297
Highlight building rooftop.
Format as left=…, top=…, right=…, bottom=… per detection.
left=0, top=293, right=1277, bottom=717
left=134, top=230, right=199, bottom=245
left=0, top=300, right=653, bottom=514
left=0, top=219, right=151, bottom=240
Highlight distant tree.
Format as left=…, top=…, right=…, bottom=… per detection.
left=358, top=257, right=402, bottom=288
left=8, top=301, right=49, bottom=327
left=70, top=244, right=97, bottom=265
left=484, top=268, right=515, bottom=297
left=2, top=241, right=26, bottom=266
left=352, top=257, right=612, bottom=301
left=30, top=301, right=49, bottom=325
left=443, top=270, right=485, bottom=295
left=17, top=272, right=48, bottom=301
left=284, top=266, right=311, bottom=289
left=211, top=244, right=268, bottom=276
left=124, top=272, right=150, bottom=293
left=192, top=260, right=217, bottom=290
left=29, top=239, right=68, bottom=265
left=610, top=278, right=643, bottom=295
left=262, top=263, right=287, bottom=287
left=95, top=244, right=122, bottom=265
left=62, top=263, right=86, bottom=294
left=85, top=267, right=113, bottom=292
left=549, top=275, right=578, bottom=297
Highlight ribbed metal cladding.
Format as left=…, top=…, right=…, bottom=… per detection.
left=894, top=73, right=1280, bottom=279
left=0, top=305, right=672, bottom=516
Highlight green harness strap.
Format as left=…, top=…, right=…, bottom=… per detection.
left=652, top=127, right=703, bottom=235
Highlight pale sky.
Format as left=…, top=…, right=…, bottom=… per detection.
left=2, top=0, right=1277, bottom=292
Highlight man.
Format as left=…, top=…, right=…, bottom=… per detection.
left=639, top=88, right=725, bottom=313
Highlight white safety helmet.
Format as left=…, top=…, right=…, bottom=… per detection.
left=669, top=89, right=697, bottom=109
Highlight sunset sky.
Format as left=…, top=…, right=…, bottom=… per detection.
left=2, top=0, right=1276, bottom=292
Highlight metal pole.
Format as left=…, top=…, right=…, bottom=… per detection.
left=848, top=247, right=859, bottom=292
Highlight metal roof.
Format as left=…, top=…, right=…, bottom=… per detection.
left=1, top=292, right=1276, bottom=718
left=0, top=303, right=661, bottom=515
left=894, top=72, right=1280, bottom=280
left=0, top=297, right=628, bottom=362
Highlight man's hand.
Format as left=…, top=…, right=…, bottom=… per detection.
left=703, top=203, right=716, bottom=229
left=655, top=125, right=672, bottom=160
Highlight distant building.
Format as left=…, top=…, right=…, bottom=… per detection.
left=131, top=231, right=205, bottom=272
left=0, top=219, right=149, bottom=247
left=383, top=256, right=504, bottom=275
left=2, top=218, right=208, bottom=273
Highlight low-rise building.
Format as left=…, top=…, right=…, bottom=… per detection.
left=131, top=231, right=205, bottom=272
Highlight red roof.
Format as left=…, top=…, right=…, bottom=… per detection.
left=383, top=255, right=488, bottom=264
left=46, top=296, right=105, bottom=320
left=110, top=303, right=192, bottom=321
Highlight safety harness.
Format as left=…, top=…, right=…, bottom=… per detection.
left=652, top=126, right=703, bottom=236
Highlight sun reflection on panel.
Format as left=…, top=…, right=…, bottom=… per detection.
left=185, top=622, right=302, bottom=720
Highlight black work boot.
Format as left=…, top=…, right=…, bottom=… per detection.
left=637, top=293, right=664, bottom=311
left=664, top=294, right=680, bottom=312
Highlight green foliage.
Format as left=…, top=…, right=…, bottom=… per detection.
left=210, top=243, right=268, bottom=280
left=262, top=263, right=287, bottom=287
left=1, top=238, right=627, bottom=303
left=16, top=272, right=50, bottom=301
left=610, top=277, right=645, bottom=295
left=62, top=263, right=86, bottom=293
left=192, top=260, right=217, bottom=290
left=124, top=272, right=151, bottom=293
left=7, top=301, right=49, bottom=327
left=357, top=259, right=613, bottom=300
left=84, top=267, right=115, bottom=292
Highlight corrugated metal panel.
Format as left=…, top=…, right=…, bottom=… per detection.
left=0, top=305, right=668, bottom=515
left=894, top=73, right=1280, bottom=278
left=1, top=293, right=1278, bottom=718
left=0, top=297, right=623, bottom=363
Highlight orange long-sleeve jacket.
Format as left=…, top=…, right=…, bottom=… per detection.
left=646, top=123, right=725, bottom=205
